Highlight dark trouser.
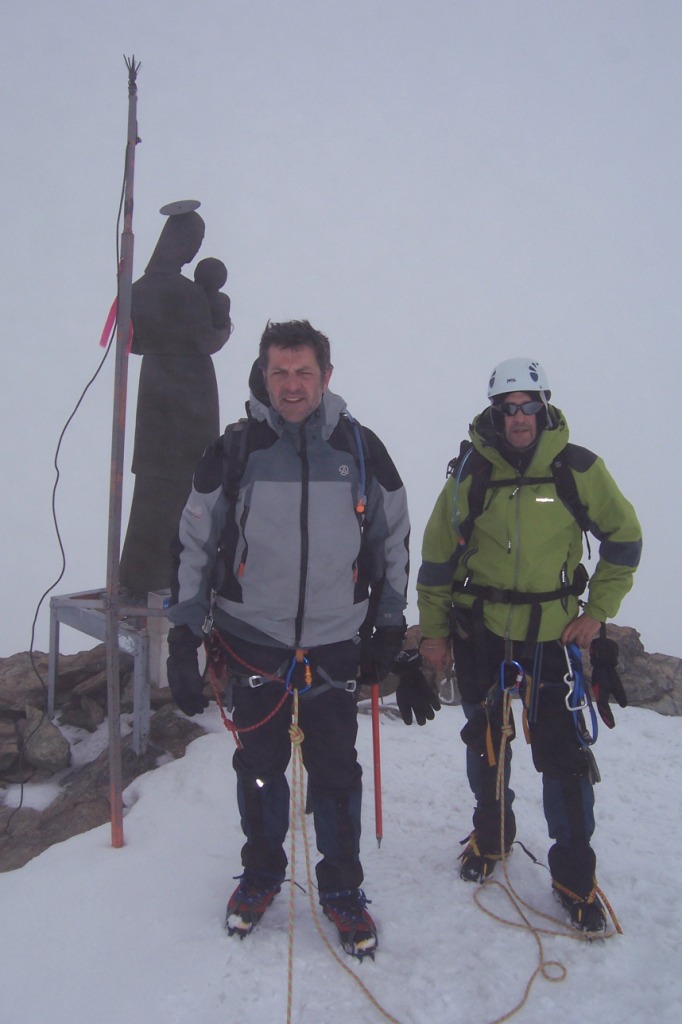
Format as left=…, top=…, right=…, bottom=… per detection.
left=231, top=681, right=364, bottom=893
left=460, top=698, right=517, bottom=855
left=453, top=625, right=597, bottom=897
left=529, top=675, right=597, bottom=896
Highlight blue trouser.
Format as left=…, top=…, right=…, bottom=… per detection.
left=231, top=681, right=364, bottom=893
left=453, top=628, right=598, bottom=896
left=529, top=672, right=597, bottom=895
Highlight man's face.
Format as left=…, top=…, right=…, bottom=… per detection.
left=264, top=344, right=332, bottom=423
left=500, top=391, right=539, bottom=450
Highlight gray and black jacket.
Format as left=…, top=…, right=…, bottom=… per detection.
left=169, top=390, right=410, bottom=669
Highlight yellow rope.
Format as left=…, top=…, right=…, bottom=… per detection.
left=465, top=688, right=622, bottom=1024
left=284, top=690, right=404, bottom=1024
left=286, top=689, right=302, bottom=1024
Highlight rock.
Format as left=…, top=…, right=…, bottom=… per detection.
left=0, top=718, right=18, bottom=772
left=20, top=706, right=71, bottom=773
left=0, top=652, right=49, bottom=712
left=148, top=704, right=207, bottom=759
left=0, top=706, right=207, bottom=872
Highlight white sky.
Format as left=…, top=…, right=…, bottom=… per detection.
left=1, top=1, right=681, bottom=657
left=1, top=701, right=680, bottom=1022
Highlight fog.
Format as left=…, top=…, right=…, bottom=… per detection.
left=2, top=1, right=680, bottom=658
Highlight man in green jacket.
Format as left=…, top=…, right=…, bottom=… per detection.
left=417, top=357, right=641, bottom=934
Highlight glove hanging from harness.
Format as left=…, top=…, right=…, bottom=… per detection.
left=589, top=626, right=627, bottom=728
left=167, top=625, right=210, bottom=717
left=394, top=650, right=441, bottom=726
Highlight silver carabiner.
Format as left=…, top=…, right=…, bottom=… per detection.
left=438, top=669, right=457, bottom=706
left=563, top=643, right=587, bottom=711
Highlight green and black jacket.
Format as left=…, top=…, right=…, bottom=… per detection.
left=417, top=406, right=642, bottom=644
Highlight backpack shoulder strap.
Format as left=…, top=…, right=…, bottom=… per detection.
left=221, top=419, right=251, bottom=503
left=550, top=444, right=592, bottom=534
left=447, top=442, right=491, bottom=545
left=333, top=413, right=375, bottom=512
left=447, top=441, right=593, bottom=547
left=446, top=439, right=475, bottom=479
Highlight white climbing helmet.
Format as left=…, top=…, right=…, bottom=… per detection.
left=487, top=358, right=551, bottom=403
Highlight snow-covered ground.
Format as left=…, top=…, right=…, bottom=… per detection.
left=1, top=698, right=680, bottom=1024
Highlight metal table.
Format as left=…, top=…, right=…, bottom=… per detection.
left=47, top=590, right=170, bottom=754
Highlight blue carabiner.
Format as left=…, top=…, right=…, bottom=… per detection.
left=500, top=659, right=524, bottom=693
left=579, top=701, right=599, bottom=747
left=285, top=654, right=312, bottom=695
left=562, top=643, right=598, bottom=745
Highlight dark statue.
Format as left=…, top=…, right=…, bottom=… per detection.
left=119, top=201, right=232, bottom=596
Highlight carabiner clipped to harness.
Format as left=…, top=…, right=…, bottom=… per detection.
left=500, top=659, right=524, bottom=693
left=562, top=642, right=598, bottom=746
left=285, top=649, right=313, bottom=695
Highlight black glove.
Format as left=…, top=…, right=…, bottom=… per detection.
left=360, top=623, right=406, bottom=684
left=395, top=650, right=441, bottom=726
left=166, top=625, right=209, bottom=716
left=589, top=632, right=627, bottom=729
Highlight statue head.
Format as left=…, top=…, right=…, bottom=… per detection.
left=146, top=203, right=205, bottom=273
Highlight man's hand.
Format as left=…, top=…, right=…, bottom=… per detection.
left=561, top=613, right=601, bottom=649
left=418, top=636, right=451, bottom=679
left=166, top=625, right=209, bottom=716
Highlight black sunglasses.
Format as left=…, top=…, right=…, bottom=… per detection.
left=496, top=400, right=544, bottom=417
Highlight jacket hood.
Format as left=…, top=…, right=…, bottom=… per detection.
left=470, top=403, right=570, bottom=472
left=248, top=388, right=349, bottom=440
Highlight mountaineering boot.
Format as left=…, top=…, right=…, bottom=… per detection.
left=553, top=884, right=607, bottom=936
left=458, top=833, right=509, bottom=883
left=319, top=888, right=378, bottom=960
left=225, top=876, right=282, bottom=938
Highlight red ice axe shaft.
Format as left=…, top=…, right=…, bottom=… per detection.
left=371, top=683, right=383, bottom=847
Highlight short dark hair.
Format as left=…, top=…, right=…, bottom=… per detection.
left=259, top=320, right=332, bottom=375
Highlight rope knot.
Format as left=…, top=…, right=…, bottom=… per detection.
left=289, top=723, right=304, bottom=746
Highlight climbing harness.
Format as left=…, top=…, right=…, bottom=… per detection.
left=204, top=630, right=358, bottom=749
left=204, top=632, right=302, bottom=750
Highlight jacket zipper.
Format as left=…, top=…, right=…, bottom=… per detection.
left=294, top=425, right=310, bottom=646
left=505, top=483, right=523, bottom=636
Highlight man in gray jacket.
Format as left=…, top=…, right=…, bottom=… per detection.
left=166, top=320, right=410, bottom=959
